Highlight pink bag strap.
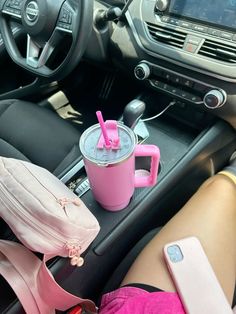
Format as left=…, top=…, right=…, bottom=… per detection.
left=0, top=240, right=97, bottom=314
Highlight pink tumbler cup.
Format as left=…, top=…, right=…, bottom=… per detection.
left=79, top=119, right=160, bottom=211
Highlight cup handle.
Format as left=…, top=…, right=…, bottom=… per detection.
left=134, top=144, right=160, bottom=188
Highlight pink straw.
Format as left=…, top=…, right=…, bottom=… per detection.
left=96, top=111, right=111, bottom=148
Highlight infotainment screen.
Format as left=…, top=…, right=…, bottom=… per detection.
left=169, top=0, right=236, bottom=29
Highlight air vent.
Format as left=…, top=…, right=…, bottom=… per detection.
left=145, top=22, right=186, bottom=49
left=198, top=39, right=236, bottom=64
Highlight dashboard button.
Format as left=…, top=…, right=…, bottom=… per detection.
left=184, top=43, right=198, bottom=53
left=180, top=91, right=189, bottom=98
left=150, top=80, right=164, bottom=89
left=168, top=86, right=179, bottom=94
left=208, top=28, right=222, bottom=37
left=162, top=83, right=170, bottom=90
left=174, top=89, right=185, bottom=97
left=190, top=95, right=202, bottom=103
left=170, top=75, right=182, bottom=84
left=192, top=25, right=208, bottom=33
left=186, top=35, right=204, bottom=45
left=169, top=18, right=180, bottom=26
left=172, top=88, right=182, bottom=97
left=179, top=21, right=192, bottom=29
left=163, top=72, right=171, bottom=80
left=174, top=89, right=182, bottom=96
left=220, top=32, right=233, bottom=40
left=161, top=16, right=170, bottom=23
left=179, top=91, right=197, bottom=101
left=152, top=80, right=161, bottom=87
left=182, top=79, right=193, bottom=88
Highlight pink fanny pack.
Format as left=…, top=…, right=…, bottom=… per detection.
left=0, top=157, right=100, bottom=313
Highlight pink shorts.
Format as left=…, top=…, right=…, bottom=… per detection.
left=99, top=286, right=186, bottom=314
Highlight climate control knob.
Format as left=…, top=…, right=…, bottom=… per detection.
left=203, top=89, right=226, bottom=109
left=134, top=63, right=151, bottom=80
left=155, top=0, right=169, bottom=12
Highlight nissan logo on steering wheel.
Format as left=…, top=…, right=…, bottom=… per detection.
left=26, top=1, right=39, bottom=22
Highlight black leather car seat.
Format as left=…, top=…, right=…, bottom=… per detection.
left=0, top=99, right=81, bottom=176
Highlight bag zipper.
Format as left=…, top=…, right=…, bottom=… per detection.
left=0, top=182, right=84, bottom=267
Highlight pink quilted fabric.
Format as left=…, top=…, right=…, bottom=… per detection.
left=99, top=287, right=186, bottom=314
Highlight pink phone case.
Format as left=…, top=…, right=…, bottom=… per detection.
left=163, top=237, right=233, bottom=314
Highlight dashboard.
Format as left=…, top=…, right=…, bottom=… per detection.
left=94, top=0, right=236, bottom=127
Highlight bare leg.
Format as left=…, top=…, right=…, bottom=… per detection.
left=121, top=174, right=236, bottom=304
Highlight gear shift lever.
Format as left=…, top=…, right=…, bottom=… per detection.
left=123, top=99, right=146, bottom=129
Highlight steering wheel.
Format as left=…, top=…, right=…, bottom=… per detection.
left=0, top=0, right=94, bottom=80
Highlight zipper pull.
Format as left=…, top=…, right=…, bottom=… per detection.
left=67, top=242, right=84, bottom=267
left=58, top=197, right=81, bottom=209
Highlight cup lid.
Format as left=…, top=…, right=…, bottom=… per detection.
left=79, top=123, right=136, bottom=165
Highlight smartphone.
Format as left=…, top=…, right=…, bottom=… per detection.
left=163, top=237, right=233, bottom=314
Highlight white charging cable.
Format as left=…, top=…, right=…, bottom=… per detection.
left=141, top=101, right=176, bottom=122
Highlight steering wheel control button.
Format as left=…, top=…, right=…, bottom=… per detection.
left=3, top=0, right=22, bottom=17
left=134, top=63, right=151, bottom=80
left=203, top=90, right=226, bottom=109
left=57, top=4, right=73, bottom=33
left=25, top=1, right=39, bottom=23
left=59, top=8, right=72, bottom=25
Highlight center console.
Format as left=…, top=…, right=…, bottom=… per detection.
left=57, top=112, right=236, bottom=303
left=2, top=105, right=236, bottom=313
